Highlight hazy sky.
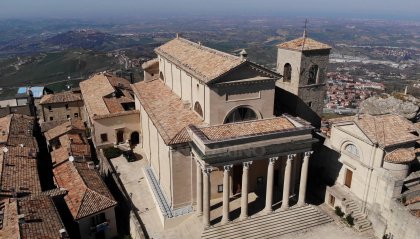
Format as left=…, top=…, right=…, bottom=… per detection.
left=1, top=0, right=419, bottom=20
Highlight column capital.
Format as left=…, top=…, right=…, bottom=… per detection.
left=304, top=151, right=314, bottom=157
left=243, top=161, right=253, bottom=168
left=202, top=167, right=213, bottom=174
left=223, top=164, right=233, bottom=171
left=287, top=154, right=297, bottom=160
left=269, top=156, right=279, bottom=164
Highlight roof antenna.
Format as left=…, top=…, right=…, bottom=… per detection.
left=301, top=19, right=308, bottom=51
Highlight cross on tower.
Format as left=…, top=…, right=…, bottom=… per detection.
left=303, top=19, right=308, bottom=38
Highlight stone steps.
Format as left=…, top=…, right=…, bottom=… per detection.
left=343, top=199, right=372, bottom=232
left=201, top=206, right=332, bottom=239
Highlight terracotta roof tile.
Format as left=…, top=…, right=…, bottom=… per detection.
left=0, top=115, right=12, bottom=143
left=384, top=147, right=416, bottom=164
left=132, top=80, right=204, bottom=145
left=277, top=37, right=331, bottom=51
left=17, top=195, right=65, bottom=239
left=0, top=147, right=41, bottom=197
left=53, top=161, right=116, bottom=220
left=0, top=114, right=40, bottom=197
left=44, top=119, right=85, bottom=141
left=80, top=73, right=135, bottom=118
left=198, top=117, right=296, bottom=141
left=155, top=37, right=244, bottom=83
left=39, top=91, right=82, bottom=104
left=329, top=114, right=419, bottom=148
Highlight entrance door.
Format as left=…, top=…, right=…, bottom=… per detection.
left=345, top=169, right=353, bottom=188
left=116, top=130, right=124, bottom=144
left=232, top=165, right=242, bottom=195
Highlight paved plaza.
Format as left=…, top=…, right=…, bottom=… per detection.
left=110, top=149, right=375, bottom=239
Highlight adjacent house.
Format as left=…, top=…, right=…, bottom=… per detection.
left=52, top=160, right=117, bottom=239
left=39, top=89, right=84, bottom=123
left=0, top=114, right=41, bottom=198
left=0, top=195, right=68, bottom=239
left=44, top=119, right=86, bottom=151
left=317, top=114, right=420, bottom=239
left=80, top=73, right=140, bottom=149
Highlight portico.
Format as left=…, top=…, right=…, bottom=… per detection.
left=188, top=116, right=316, bottom=227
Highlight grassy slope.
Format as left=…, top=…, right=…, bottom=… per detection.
left=0, top=50, right=119, bottom=86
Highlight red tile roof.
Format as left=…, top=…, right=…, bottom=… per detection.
left=328, top=114, right=419, bottom=148
left=44, top=119, right=85, bottom=141
left=384, top=147, right=416, bottom=164
left=53, top=161, right=116, bottom=220
left=198, top=117, right=297, bottom=141
left=39, top=91, right=82, bottom=105
left=132, top=79, right=204, bottom=145
left=277, top=37, right=331, bottom=51
left=0, top=196, right=66, bottom=239
left=155, top=37, right=244, bottom=83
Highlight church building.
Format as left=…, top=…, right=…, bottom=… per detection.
left=131, top=34, right=331, bottom=231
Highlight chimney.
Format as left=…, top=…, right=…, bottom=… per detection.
left=198, top=41, right=202, bottom=46
left=239, top=49, right=248, bottom=61
left=176, top=33, right=180, bottom=39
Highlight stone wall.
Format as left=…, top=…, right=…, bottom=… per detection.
left=369, top=199, right=420, bottom=239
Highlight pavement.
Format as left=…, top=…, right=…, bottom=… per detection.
left=110, top=149, right=375, bottom=239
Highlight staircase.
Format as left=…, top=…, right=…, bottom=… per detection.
left=201, top=205, right=332, bottom=239
left=343, top=200, right=372, bottom=232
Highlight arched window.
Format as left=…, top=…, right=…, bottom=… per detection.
left=194, top=102, right=203, bottom=117
left=224, top=107, right=258, bottom=124
left=159, top=72, right=164, bottom=81
left=345, top=144, right=359, bottom=158
left=283, top=63, right=292, bottom=82
left=308, top=65, right=319, bottom=85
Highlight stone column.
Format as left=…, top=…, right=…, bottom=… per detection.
left=196, top=162, right=203, bottom=215
left=240, top=161, right=252, bottom=220
left=203, top=168, right=212, bottom=228
left=298, top=151, right=312, bottom=206
left=281, top=154, right=296, bottom=210
left=221, top=165, right=232, bottom=224
left=264, top=157, right=278, bottom=214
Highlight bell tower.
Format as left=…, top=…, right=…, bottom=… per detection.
left=275, top=21, right=331, bottom=125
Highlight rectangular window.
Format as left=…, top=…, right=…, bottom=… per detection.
left=67, top=115, right=70, bottom=119
left=217, top=184, right=223, bottom=193
left=48, top=105, right=52, bottom=111
left=49, top=116, right=53, bottom=121
left=65, top=104, right=69, bottom=109
left=307, top=102, right=312, bottom=108
left=74, top=113, right=79, bottom=118
left=100, top=133, right=108, bottom=142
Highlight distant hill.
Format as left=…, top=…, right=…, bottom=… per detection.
left=44, top=30, right=117, bottom=50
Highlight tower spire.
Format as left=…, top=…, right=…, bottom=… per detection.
left=303, top=19, right=308, bottom=38
left=301, top=19, right=308, bottom=51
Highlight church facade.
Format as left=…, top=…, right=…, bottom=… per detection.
left=132, top=35, right=331, bottom=228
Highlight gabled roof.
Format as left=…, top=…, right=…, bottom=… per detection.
left=277, top=37, right=331, bottom=52
left=329, top=114, right=419, bottom=148
left=53, top=161, right=116, bottom=220
left=155, top=37, right=244, bottom=84
left=39, top=91, right=82, bottom=105
left=131, top=79, right=204, bottom=145
left=44, top=119, right=85, bottom=141
left=80, top=73, right=136, bottom=119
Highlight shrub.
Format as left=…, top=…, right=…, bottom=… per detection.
left=103, top=147, right=122, bottom=159
left=335, top=206, right=345, bottom=217
left=345, top=214, right=354, bottom=226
